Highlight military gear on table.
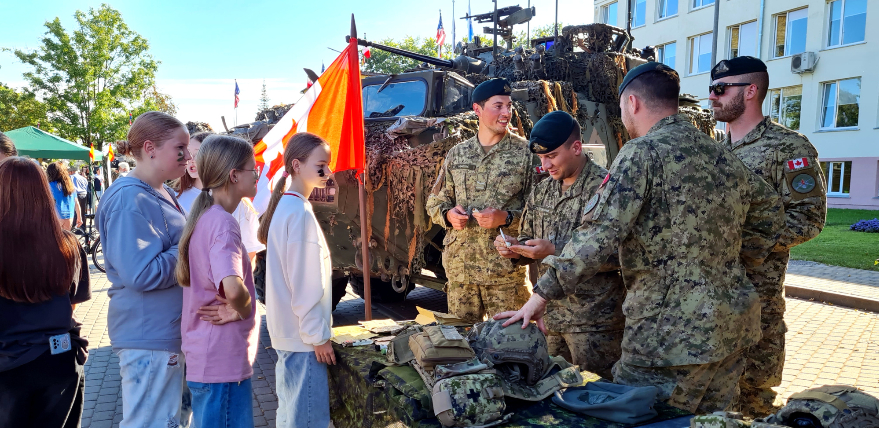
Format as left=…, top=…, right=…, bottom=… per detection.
left=432, top=373, right=512, bottom=427
left=612, top=349, right=747, bottom=415
left=690, top=411, right=787, bottom=428
left=759, top=385, right=879, bottom=428
left=618, top=62, right=676, bottom=95
left=501, top=357, right=584, bottom=401
left=410, top=326, right=477, bottom=370
left=528, top=111, right=578, bottom=154
left=551, top=382, right=659, bottom=424
left=387, top=326, right=423, bottom=365
left=426, top=132, right=540, bottom=287
left=546, top=330, right=623, bottom=381
left=435, top=358, right=495, bottom=381
left=472, top=78, right=513, bottom=104
left=534, top=114, right=783, bottom=371
left=468, top=319, right=551, bottom=386
left=518, top=159, right=626, bottom=335
left=711, top=56, right=767, bottom=81
left=726, top=117, right=827, bottom=416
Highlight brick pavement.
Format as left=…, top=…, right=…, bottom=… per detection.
left=77, top=263, right=879, bottom=427
left=787, top=260, right=879, bottom=301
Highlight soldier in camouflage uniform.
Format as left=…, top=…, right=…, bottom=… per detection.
left=709, top=56, right=827, bottom=417
left=426, top=78, right=541, bottom=323
left=496, top=62, right=784, bottom=414
left=493, top=111, right=625, bottom=380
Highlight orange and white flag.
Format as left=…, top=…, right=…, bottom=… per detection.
left=253, top=37, right=365, bottom=213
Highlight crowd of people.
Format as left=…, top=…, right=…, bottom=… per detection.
left=0, top=55, right=827, bottom=428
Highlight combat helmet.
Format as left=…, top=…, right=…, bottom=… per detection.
left=760, top=385, right=879, bottom=428
left=467, top=319, right=550, bottom=386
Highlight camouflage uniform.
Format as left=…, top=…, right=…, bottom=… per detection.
left=517, top=159, right=626, bottom=379
left=426, top=132, right=540, bottom=323
left=725, top=117, right=827, bottom=416
left=532, top=114, right=784, bottom=414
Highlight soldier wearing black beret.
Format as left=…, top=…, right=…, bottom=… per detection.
left=426, top=78, right=542, bottom=324
left=710, top=56, right=827, bottom=417
left=494, top=110, right=626, bottom=379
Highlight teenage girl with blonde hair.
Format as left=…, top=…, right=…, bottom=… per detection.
left=176, top=135, right=260, bottom=428
left=259, top=132, right=335, bottom=428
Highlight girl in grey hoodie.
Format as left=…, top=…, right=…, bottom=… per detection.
left=96, top=112, right=194, bottom=428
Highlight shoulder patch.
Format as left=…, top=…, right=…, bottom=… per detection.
left=791, top=173, right=817, bottom=194
left=786, top=157, right=811, bottom=171
left=583, top=193, right=600, bottom=215
left=535, top=165, right=546, bottom=174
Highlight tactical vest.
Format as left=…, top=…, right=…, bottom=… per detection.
left=761, top=385, right=879, bottom=428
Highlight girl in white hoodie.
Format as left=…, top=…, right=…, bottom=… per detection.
left=257, top=132, right=335, bottom=428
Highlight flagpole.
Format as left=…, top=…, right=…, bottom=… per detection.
left=452, top=0, right=456, bottom=49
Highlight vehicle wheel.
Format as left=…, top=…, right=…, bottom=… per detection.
left=92, top=237, right=105, bottom=273
left=331, top=275, right=348, bottom=312
left=349, top=274, right=414, bottom=304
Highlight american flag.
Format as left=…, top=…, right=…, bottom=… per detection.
left=436, top=12, right=446, bottom=46
left=234, top=80, right=240, bottom=108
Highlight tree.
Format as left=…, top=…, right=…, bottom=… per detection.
left=258, top=80, right=270, bottom=112
left=0, top=83, right=50, bottom=132
left=14, top=4, right=162, bottom=151
left=512, top=23, right=565, bottom=49
left=361, top=36, right=454, bottom=75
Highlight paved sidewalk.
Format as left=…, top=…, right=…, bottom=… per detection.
left=787, top=261, right=879, bottom=301
left=78, top=262, right=879, bottom=427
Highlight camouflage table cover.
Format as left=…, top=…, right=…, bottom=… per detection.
left=328, top=344, right=690, bottom=428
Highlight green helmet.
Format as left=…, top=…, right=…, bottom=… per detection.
left=762, top=385, right=879, bottom=428
left=467, top=319, right=550, bottom=386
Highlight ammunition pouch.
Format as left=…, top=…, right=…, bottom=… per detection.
left=410, top=326, right=476, bottom=370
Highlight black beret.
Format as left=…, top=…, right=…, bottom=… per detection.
left=711, top=56, right=767, bottom=81
left=530, top=111, right=578, bottom=154
left=473, top=78, right=513, bottom=104
left=618, top=61, right=677, bottom=96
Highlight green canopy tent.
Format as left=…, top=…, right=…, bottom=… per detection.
left=5, top=126, right=102, bottom=161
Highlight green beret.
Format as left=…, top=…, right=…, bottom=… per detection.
left=530, top=111, right=578, bottom=154
left=618, top=61, right=676, bottom=96
left=711, top=56, right=767, bottom=81
left=473, top=78, right=513, bottom=104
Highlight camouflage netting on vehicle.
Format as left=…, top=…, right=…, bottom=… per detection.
left=254, top=104, right=293, bottom=123
left=186, top=121, right=213, bottom=135
left=678, top=93, right=719, bottom=138
left=327, top=343, right=691, bottom=428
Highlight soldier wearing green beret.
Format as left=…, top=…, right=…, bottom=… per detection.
left=496, top=62, right=784, bottom=413
left=426, top=78, right=542, bottom=324
left=491, top=111, right=625, bottom=379
left=709, top=56, right=827, bottom=417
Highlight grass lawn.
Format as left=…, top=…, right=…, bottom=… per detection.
left=789, top=208, right=879, bottom=271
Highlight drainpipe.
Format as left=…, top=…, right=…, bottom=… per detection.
left=710, top=0, right=720, bottom=67
left=756, top=0, right=766, bottom=58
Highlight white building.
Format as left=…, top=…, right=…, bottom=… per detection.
left=595, top=0, right=877, bottom=209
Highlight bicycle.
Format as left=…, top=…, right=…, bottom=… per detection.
left=74, top=213, right=105, bottom=273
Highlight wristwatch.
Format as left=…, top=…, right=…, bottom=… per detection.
left=503, top=211, right=513, bottom=228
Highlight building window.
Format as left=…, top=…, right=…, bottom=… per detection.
left=600, top=2, right=618, bottom=25
left=688, top=33, right=713, bottom=75
left=657, top=42, right=676, bottom=68
left=632, top=0, right=647, bottom=27
left=827, top=0, right=866, bottom=47
left=821, top=161, right=852, bottom=195
left=728, top=21, right=758, bottom=59
left=768, top=86, right=802, bottom=130
left=693, top=0, right=714, bottom=9
left=658, top=0, right=678, bottom=19
left=773, top=8, right=808, bottom=58
left=821, top=78, right=861, bottom=129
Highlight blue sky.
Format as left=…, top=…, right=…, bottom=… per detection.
left=1, top=0, right=592, bottom=132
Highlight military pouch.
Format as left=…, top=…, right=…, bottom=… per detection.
left=410, top=326, right=476, bottom=370
left=501, top=357, right=584, bottom=402
left=387, top=326, right=423, bottom=365
left=434, top=358, right=495, bottom=381
left=432, top=373, right=512, bottom=427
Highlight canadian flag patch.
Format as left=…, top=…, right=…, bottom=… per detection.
left=535, top=166, right=546, bottom=174
left=787, top=157, right=809, bottom=171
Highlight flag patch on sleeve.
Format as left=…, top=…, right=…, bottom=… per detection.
left=787, top=157, right=809, bottom=171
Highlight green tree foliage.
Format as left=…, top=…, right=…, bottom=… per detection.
left=361, top=36, right=454, bottom=75
left=512, top=23, right=565, bottom=49
left=0, top=82, right=50, bottom=132
left=14, top=4, right=164, bottom=150
left=258, top=80, right=270, bottom=112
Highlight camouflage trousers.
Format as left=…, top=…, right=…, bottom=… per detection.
left=446, top=281, right=531, bottom=324
left=612, top=349, right=747, bottom=414
left=546, top=330, right=623, bottom=381
left=734, top=251, right=789, bottom=418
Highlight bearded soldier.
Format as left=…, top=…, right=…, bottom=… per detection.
left=493, top=111, right=625, bottom=380
left=426, top=78, right=540, bottom=323
left=709, top=56, right=827, bottom=417
left=496, top=63, right=784, bottom=414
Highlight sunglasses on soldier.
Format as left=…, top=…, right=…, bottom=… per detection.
left=709, top=82, right=752, bottom=96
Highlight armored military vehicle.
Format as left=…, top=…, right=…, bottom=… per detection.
left=233, top=8, right=719, bottom=307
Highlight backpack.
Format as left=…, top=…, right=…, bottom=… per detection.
left=432, top=373, right=513, bottom=428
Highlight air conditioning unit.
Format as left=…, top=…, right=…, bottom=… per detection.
left=791, top=52, right=818, bottom=74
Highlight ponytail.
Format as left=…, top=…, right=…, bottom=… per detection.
left=257, top=132, right=328, bottom=245
left=176, top=135, right=254, bottom=287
